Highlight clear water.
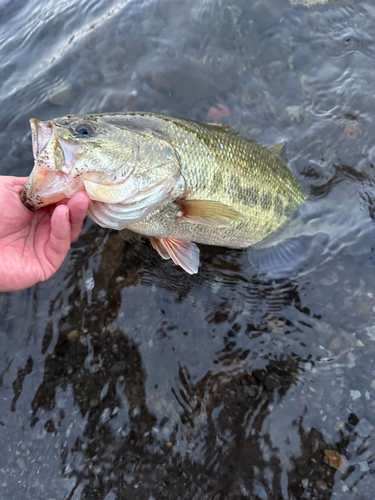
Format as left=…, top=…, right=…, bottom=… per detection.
left=1, top=0, right=375, bottom=498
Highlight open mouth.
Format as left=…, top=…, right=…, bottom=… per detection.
left=22, top=119, right=84, bottom=210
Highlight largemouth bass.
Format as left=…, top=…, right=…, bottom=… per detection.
left=21, top=112, right=305, bottom=273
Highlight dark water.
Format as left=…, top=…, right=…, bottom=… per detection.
left=2, top=0, right=375, bottom=498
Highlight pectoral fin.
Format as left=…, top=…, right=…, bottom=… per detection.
left=150, top=237, right=199, bottom=274
left=176, top=200, right=243, bottom=228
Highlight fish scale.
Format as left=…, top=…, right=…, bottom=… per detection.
left=22, top=112, right=305, bottom=273
left=127, top=114, right=304, bottom=248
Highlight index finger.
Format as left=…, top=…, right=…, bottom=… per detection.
left=66, top=191, right=90, bottom=241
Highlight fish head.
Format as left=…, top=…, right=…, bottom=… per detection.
left=22, top=114, right=137, bottom=210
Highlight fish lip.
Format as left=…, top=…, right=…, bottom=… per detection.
left=20, top=173, right=34, bottom=209
left=30, top=118, right=53, bottom=159
left=29, top=118, right=39, bottom=159
left=21, top=167, right=83, bottom=209
left=22, top=195, right=38, bottom=211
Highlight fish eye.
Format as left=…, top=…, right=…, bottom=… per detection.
left=75, top=123, right=94, bottom=135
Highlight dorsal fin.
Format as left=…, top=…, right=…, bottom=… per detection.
left=269, top=141, right=287, bottom=163
left=205, top=123, right=240, bottom=136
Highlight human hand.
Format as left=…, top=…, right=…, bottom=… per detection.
left=0, top=176, right=90, bottom=292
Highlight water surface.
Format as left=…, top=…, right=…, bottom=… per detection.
left=1, top=0, right=375, bottom=499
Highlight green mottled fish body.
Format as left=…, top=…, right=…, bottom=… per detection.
left=125, top=114, right=304, bottom=247
left=21, top=112, right=305, bottom=273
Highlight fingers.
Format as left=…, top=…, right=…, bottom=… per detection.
left=0, top=176, right=34, bottom=231
left=44, top=205, right=71, bottom=271
left=4, top=176, right=29, bottom=194
left=44, top=192, right=89, bottom=273
left=67, top=191, right=90, bottom=241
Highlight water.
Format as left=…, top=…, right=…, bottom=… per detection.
left=1, top=0, right=375, bottom=498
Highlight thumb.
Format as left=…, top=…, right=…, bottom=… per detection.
left=44, top=205, right=71, bottom=271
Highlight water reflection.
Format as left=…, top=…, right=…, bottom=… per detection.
left=10, top=208, right=370, bottom=499
left=2, top=172, right=375, bottom=497
left=2, top=0, right=375, bottom=499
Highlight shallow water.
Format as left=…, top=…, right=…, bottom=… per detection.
left=2, top=0, right=375, bottom=498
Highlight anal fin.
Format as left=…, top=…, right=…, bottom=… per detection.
left=150, top=237, right=199, bottom=274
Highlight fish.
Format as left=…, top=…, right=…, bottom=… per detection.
left=21, top=112, right=305, bottom=274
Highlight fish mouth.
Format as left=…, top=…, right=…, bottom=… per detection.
left=30, top=118, right=53, bottom=158
left=21, top=167, right=78, bottom=210
left=21, top=176, right=36, bottom=209
left=22, top=119, right=84, bottom=210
